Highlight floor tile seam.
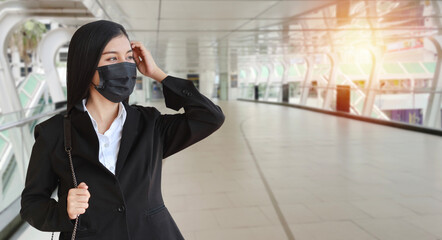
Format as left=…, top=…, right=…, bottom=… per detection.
left=350, top=217, right=442, bottom=240
left=342, top=219, right=383, bottom=240
left=239, top=117, right=296, bottom=240
left=401, top=215, right=442, bottom=239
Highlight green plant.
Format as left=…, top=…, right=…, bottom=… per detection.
left=9, top=19, right=47, bottom=77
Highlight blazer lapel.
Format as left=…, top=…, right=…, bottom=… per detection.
left=115, top=102, right=140, bottom=177
left=70, top=106, right=101, bottom=167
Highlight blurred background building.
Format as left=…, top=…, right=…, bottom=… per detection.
left=1, top=0, right=442, bottom=239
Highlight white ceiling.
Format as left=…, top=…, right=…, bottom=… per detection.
left=106, top=0, right=334, bottom=72
left=9, top=0, right=434, bottom=73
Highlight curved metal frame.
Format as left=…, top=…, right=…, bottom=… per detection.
left=424, top=37, right=442, bottom=128
left=38, top=27, right=75, bottom=103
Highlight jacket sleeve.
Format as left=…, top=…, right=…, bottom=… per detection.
left=157, top=75, right=225, bottom=159
left=20, top=124, right=74, bottom=232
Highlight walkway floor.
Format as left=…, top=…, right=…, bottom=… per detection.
left=11, top=100, right=442, bottom=240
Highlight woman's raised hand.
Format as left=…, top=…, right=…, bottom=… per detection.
left=67, top=182, right=90, bottom=220
left=131, top=41, right=167, bottom=82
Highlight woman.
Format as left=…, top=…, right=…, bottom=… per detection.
left=20, top=20, right=225, bottom=240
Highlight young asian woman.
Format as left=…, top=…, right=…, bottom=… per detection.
left=20, top=20, right=225, bottom=240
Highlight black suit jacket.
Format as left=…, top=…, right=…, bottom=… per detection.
left=20, top=76, right=225, bottom=240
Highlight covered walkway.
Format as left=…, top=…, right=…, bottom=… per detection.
left=12, top=100, right=442, bottom=240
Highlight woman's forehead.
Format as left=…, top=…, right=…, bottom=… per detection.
left=103, top=35, right=131, bottom=53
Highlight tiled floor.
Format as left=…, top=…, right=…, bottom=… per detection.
left=11, top=100, right=442, bottom=240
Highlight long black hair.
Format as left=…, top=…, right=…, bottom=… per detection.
left=66, top=20, right=129, bottom=113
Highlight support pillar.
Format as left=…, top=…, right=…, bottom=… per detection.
left=218, top=40, right=229, bottom=101
left=424, top=37, right=442, bottom=128
left=264, top=62, right=274, bottom=101
left=323, top=53, right=339, bottom=110
left=362, top=47, right=384, bottom=117
left=228, top=51, right=238, bottom=100
left=281, top=58, right=290, bottom=103
left=0, top=14, right=25, bottom=114
left=0, top=13, right=30, bottom=181
left=38, top=27, right=75, bottom=103
left=300, top=56, right=314, bottom=105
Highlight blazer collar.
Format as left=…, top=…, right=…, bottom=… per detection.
left=70, top=101, right=140, bottom=178
left=115, top=101, right=140, bottom=177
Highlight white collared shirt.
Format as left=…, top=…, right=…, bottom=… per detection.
left=82, top=99, right=127, bottom=175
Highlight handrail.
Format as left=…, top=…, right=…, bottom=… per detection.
left=0, top=108, right=65, bottom=132
left=238, top=98, right=442, bottom=137
left=266, top=84, right=442, bottom=94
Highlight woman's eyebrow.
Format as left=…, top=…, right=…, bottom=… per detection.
left=102, top=50, right=133, bottom=55
left=102, top=51, right=117, bottom=55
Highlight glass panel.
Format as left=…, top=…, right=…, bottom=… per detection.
left=261, top=66, right=269, bottom=78
left=423, top=62, right=436, bottom=74
left=0, top=135, right=6, bottom=155
left=247, top=83, right=255, bottom=99
left=267, top=83, right=281, bottom=102
left=0, top=103, right=62, bottom=213
left=276, top=65, right=284, bottom=77
left=359, top=64, right=372, bottom=75
left=382, top=63, right=405, bottom=74
left=23, top=75, right=39, bottom=95
left=340, top=64, right=363, bottom=75
left=304, top=83, right=322, bottom=108
left=258, top=83, right=266, bottom=100
left=289, top=65, right=297, bottom=77
left=402, top=62, right=426, bottom=74
left=0, top=126, right=25, bottom=213
left=289, top=82, right=301, bottom=104
left=19, top=92, right=30, bottom=107
left=297, top=65, right=306, bottom=76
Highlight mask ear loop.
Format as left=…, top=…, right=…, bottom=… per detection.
left=91, top=82, right=102, bottom=89
left=92, top=68, right=105, bottom=89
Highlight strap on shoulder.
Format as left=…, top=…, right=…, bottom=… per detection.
left=63, top=114, right=72, bottom=151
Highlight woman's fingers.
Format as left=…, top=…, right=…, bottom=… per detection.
left=69, top=188, right=90, bottom=197
left=131, top=41, right=152, bottom=62
left=69, top=207, right=86, bottom=219
left=68, top=206, right=88, bottom=219
left=67, top=199, right=89, bottom=219
left=131, top=42, right=146, bottom=69
left=131, top=42, right=144, bottom=57
left=133, top=51, right=141, bottom=66
left=67, top=197, right=89, bottom=208
left=74, top=208, right=86, bottom=215
left=131, top=41, right=145, bottom=52
left=69, top=202, right=89, bottom=209
left=75, top=202, right=89, bottom=209
left=77, top=182, right=88, bottom=189
left=76, top=195, right=90, bottom=203
left=67, top=184, right=91, bottom=219
left=130, top=41, right=165, bottom=81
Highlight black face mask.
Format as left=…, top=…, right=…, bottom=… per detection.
left=95, top=62, right=137, bottom=103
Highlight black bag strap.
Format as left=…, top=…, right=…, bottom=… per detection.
left=64, top=114, right=72, bottom=152
left=63, top=115, right=77, bottom=187
left=59, top=114, right=78, bottom=240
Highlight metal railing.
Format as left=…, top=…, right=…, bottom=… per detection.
left=239, top=83, right=442, bottom=129
left=0, top=107, right=65, bottom=132
left=0, top=103, right=66, bottom=239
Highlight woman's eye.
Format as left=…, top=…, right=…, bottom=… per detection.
left=127, top=56, right=134, bottom=60
left=107, top=57, right=117, bottom=61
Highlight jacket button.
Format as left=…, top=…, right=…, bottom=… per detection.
left=117, top=206, right=125, bottom=213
